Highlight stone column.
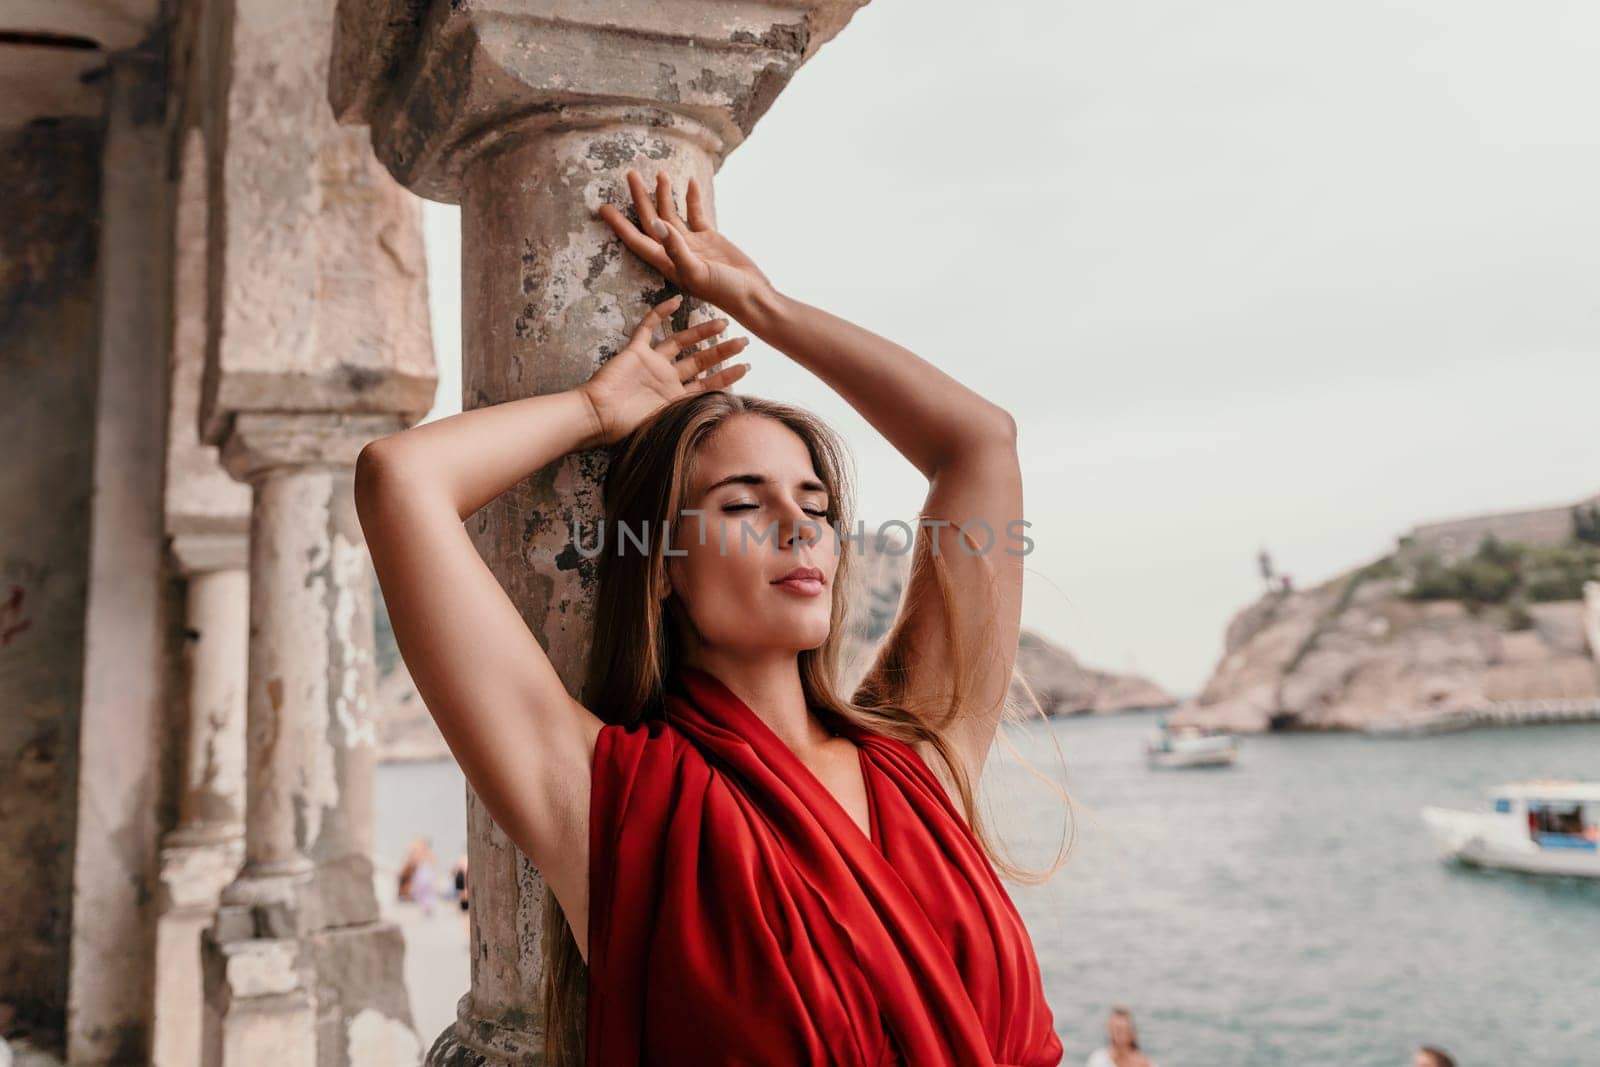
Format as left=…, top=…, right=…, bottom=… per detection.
left=154, top=119, right=254, bottom=1067
left=155, top=537, right=248, bottom=1067
left=66, top=48, right=175, bottom=1065
left=203, top=415, right=416, bottom=1067
left=329, top=3, right=869, bottom=1061
left=197, top=0, right=437, bottom=1062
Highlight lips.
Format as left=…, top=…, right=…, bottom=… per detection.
left=773, top=565, right=824, bottom=585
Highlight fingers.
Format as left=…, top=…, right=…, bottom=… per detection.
left=654, top=171, right=687, bottom=229
left=653, top=313, right=728, bottom=357
left=651, top=215, right=693, bottom=266
left=685, top=176, right=710, bottom=232
left=598, top=203, right=673, bottom=277
left=628, top=293, right=684, bottom=347
left=687, top=360, right=751, bottom=394
left=595, top=170, right=708, bottom=288
left=677, top=336, right=750, bottom=383
left=627, top=170, right=663, bottom=239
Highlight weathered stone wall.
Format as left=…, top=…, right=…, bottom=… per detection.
left=1398, top=490, right=1600, bottom=567
left=0, top=116, right=102, bottom=1043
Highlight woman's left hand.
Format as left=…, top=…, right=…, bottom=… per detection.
left=596, top=169, right=777, bottom=318
left=579, top=293, right=752, bottom=447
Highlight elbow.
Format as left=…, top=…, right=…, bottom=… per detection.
left=355, top=437, right=455, bottom=527
left=987, top=405, right=1018, bottom=447
left=964, top=404, right=1017, bottom=456
left=353, top=438, right=406, bottom=515
left=929, top=405, right=1016, bottom=475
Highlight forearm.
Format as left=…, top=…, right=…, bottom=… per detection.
left=357, top=387, right=603, bottom=521
left=735, top=286, right=1015, bottom=477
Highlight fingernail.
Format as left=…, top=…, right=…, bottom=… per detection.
left=652, top=219, right=668, bottom=239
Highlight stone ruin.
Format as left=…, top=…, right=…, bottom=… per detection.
left=0, top=1, right=871, bottom=1063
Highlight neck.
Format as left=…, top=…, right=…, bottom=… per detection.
left=681, top=649, right=832, bottom=753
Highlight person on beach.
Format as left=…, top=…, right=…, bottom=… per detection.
left=451, top=853, right=468, bottom=914
left=355, top=168, right=1067, bottom=1066
left=1085, top=1006, right=1156, bottom=1067
left=397, top=834, right=427, bottom=902
left=409, top=838, right=439, bottom=918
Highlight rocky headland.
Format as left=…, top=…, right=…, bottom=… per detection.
left=1007, top=629, right=1175, bottom=717
left=1170, top=494, right=1600, bottom=734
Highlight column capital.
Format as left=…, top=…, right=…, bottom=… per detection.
left=329, top=0, right=870, bottom=200
left=218, top=411, right=406, bottom=484
left=168, top=530, right=250, bottom=575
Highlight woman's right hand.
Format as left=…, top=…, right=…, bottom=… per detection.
left=596, top=170, right=778, bottom=318
left=578, top=293, right=751, bottom=447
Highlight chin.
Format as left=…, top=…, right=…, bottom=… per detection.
left=798, top=623, right=833, bottom=649
left=761, top=620, right=832, bottom=651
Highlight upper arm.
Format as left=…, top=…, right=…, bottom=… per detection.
left=853, top=414, right=1022, bottom=786
left=353, top=442, right=601, bottom=905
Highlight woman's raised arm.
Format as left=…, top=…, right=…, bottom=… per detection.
left=735, top=284, right=1023, bottom=789
left=353, top=295, right=748, bottom=947
left=599, top=170, right=1022, bottom=786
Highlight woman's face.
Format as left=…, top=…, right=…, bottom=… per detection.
left=665, top=415, right=840, bottom=656
left=1107, top=1013, right=1134, bottom=1047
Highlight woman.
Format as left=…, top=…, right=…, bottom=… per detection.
left=1085, top=1006, right=1156, bottom=1067
left=395, top=836, right=423, bottom=902
left=356, top=169, right=1067, bottom=1065
left=409, top=838, right=439, bottom=918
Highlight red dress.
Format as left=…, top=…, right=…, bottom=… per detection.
left=586, top=665, right=1064, bottom=1066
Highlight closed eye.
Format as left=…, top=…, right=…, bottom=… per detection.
left=723, top=503, right=828, bottom=518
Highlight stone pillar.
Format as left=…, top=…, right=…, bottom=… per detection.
left=203, top=415, right=416, bottom=1067
left=155, top=538, right=248, bottom=1067
left=329, top=3, right=869, bottom=1061
left=196, top=0, right=437, bottom=1062
left=154, top=119, right=254, bottom=1067
left=65, top=48, right=174, bottom=1066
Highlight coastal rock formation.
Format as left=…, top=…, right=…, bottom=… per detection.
left=1169, top=563, right=1600, bottom=734
left=1009, top=629, right=1176, bottom=717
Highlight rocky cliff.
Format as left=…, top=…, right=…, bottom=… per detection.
left=1008, top=629, right=1175, bottom=717
left=1169, top=559, right=1600, bottom=734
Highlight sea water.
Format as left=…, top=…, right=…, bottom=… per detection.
left=1000, top=711, right=1600, bottom=1066
left=375, top=714, right=1600, bottom=1066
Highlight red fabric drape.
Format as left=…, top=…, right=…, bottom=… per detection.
left=586, top=665, right=1064, bottom=1066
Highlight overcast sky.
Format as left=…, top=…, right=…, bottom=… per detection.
left=417, top=0, right=1600, bottom=697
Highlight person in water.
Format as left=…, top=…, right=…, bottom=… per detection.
left=356, top=168, right=1068, bottom=1065
left=1085, top=1006, right=1156, bottom=1067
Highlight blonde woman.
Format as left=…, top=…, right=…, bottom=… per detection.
left=1086, top=1006, right=1157, bottom=1067
left=356, top=169, right=1066, bottom=1065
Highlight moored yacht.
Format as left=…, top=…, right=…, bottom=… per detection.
left=1145, top=717, right=1238, bottom=769
left=1421, top=780, right=1600, bottom=878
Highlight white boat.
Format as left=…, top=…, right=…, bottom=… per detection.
left=1145, top=720, right=1238, bottom=769
left=1421, top=780, right=1600, bottom=878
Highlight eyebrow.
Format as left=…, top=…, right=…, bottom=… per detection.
left=698, top=473, right=829, bottom=499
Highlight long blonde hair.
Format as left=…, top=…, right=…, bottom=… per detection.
left=540, top=389, right=1072, bottom=1065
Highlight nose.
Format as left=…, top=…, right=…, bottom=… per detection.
left=775, top=498, right=823, bottom=549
